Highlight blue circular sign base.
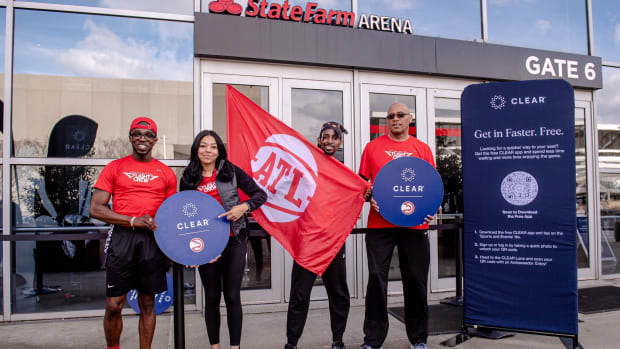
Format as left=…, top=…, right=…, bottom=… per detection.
left=373, top=157, right=444, bottom=227
left=154, top=191, right=230, bottom=266
left=127, top=273, right=173, bottom=315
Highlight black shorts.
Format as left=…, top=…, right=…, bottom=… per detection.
left=104, top=225, right=168, bottom=297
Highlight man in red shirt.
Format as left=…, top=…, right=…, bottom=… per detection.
left=358, top=103, right=435, bottom=349
left=90, top=117, right=177, bottom=349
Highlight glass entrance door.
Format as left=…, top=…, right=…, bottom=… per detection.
left=427, top=88, right=463, bottom=291
left=282, top=78, right=355, bottom=301
left=359, top=82, right=428, bottom=296
left=201, top=63, right=283, bottom=304
left=575, top=100, right=595, bottom=279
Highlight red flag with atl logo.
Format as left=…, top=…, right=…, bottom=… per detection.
left=226, top=85, right=368, bottom=276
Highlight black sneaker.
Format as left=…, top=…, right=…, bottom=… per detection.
left=284, top=344, right=297, bottom=349
left=332, top=341, right=346, bottom=349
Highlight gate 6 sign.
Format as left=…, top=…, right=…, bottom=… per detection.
left=373, top=157, right=443, bottom=227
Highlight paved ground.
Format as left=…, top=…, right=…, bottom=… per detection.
left=1, top=295, right=619, bottom=349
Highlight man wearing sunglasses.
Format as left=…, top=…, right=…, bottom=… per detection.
left=358, top=103, right=435, bottom=349
left=90, top=117, right=177, bottom=349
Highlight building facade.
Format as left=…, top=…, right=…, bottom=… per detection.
left=0, top=0, right=618, bottom=321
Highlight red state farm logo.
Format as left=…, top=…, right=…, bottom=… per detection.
left=401, top=201, right=415, bottom=215
left=208, top=0, right=243, bottom=15
left=189, top=238, right=204, bottom=253
left=252, top=134, right=318, bottom=223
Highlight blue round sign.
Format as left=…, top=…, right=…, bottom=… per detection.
left=154, top=191, right=230, bottom=266
left=373, top=157, right=444, bottom=227
left=126, top=273, right=173, bottom=315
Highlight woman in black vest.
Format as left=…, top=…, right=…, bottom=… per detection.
left=180, top=130, right=267, bottom=349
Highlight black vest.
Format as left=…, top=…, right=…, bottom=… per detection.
left=215, top=160, right=248, bottom=241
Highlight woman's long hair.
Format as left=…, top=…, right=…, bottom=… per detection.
left=180, top=130, right=233, bottom=191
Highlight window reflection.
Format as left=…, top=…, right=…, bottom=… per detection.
left=435, top=98, right=462, bottom=215
left=13, top=239, right=107, bottom=313
left=592, top=0, right=620, bottom=62
left=575, top=108, right=589, bottom=268
left=27, top=0, right=193, bottom=15
left=13, top=165, right=103, bottom=228
left=10, top=165, right=196, bottom=312
left=12, top=164, right=105, bottom=313
left=487, top=0, right=587, bottom=54
left=244, top=225, right=272, bottom=290
left=435, top=97, right=461, bottom=279
left=369, top=93, right=415, bottom=141
left=13, top=9, right=193, bottom=159
left=291, top=88, right=344, bottom=162
left=359, top=0, right=480, bottom=41
left=598, top=66, right=620, bottom=275
left=600, top=173, right=620, bottom=275
left=212, top=84, right=269, bottom=147
left=213, top=83, right=273, bottom=290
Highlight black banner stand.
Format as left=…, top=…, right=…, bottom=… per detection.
left=442, top=324, right=581, bottom=349
left=173, top=263, right=185, bottom=349
left=437, top=224, right=580, bottom=349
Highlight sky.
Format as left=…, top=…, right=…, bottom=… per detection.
left=592, top=0, right=620, bottom=62
left=358, top=0, right=480, bottom=41
left=597, top=67, right=620, bottom=124
left=13, top=9, right=193, bottom=81
left=487, top=0, right=588, bottom=54
left=25, top=0, right=193, bottom=14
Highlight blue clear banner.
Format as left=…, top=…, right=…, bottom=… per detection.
left=462, top=79, right=577, bottom=335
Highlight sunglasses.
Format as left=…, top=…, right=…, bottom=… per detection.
left=386, top=112, right=409, bottom=120
left=130, top=131, right=156, bottom=140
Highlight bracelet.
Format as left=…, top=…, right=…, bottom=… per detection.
left=130, top=216, right=136, bottom=228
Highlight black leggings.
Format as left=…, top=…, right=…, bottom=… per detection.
left=198, top=237, right=247, bottom=346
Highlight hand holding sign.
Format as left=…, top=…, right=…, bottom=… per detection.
left=372, top=157, right=443, bottom=227
left=154, top=191, right=230, bottom=266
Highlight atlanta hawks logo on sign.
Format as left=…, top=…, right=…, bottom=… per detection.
left=252, top=134, right=318, bottom=223
left=190, top=238, right=204, bottom=253
left=401, top=201, right=415, bottom=215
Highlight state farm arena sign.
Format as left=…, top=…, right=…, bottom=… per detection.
left=208, top=0, right=414, bottom=35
